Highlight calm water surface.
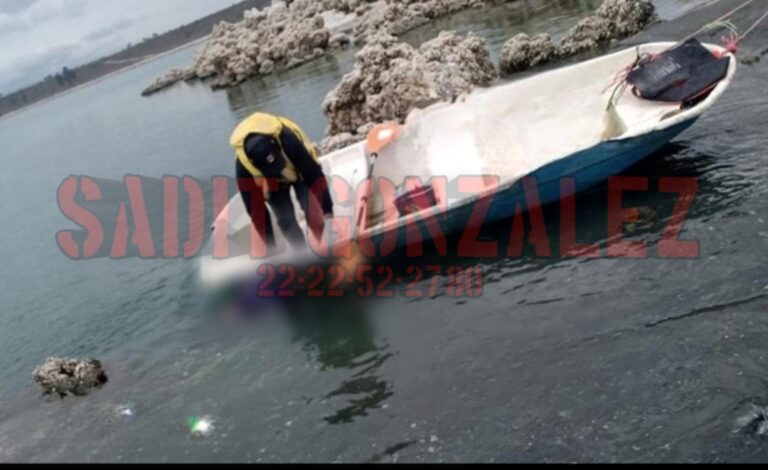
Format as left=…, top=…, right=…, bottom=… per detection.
left=0, top=0, right=766, bottom=462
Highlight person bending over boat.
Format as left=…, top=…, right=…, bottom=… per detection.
left=230, top=112, right=333, bottom=250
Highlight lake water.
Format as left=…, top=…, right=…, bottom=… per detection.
left=1, top=0, right=767, bottom=462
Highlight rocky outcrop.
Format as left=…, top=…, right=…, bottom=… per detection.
left=322, top=0, right=656, bottom=152
left=499, top=33, right=559, bottom=74
left=320, top=128, right=372, bottom=153
left=319, top=0, right=371, bottom=14
left=142, top=0, right=526, bottom=96
left=195, top=1, right=333, bottom=88
left=560, top=0, right=656, bottom=56
left=353, top=0, right=498, bottom=44
left=33, top=358, right=108, bottom=398
left=499, top=0, right=656, bottom=75
left=320, top=31, right=497, bottom=153
left=597, top=0, right=656, bottom=37
left=143, top=0, right=351, bottom=95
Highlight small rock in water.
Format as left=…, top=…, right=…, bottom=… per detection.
left=740, top=55, right=761, bottom=66
left=33, top=357, right=108, bottom=398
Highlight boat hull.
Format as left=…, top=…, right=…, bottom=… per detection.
left=365, top=117, right=699, bottom=250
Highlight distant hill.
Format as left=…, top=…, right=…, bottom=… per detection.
left=0, top=0, right=271, bottom=118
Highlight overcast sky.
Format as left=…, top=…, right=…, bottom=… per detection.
left=0, top=0, right=238, bottom=94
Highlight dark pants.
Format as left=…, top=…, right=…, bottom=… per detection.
left=266, top=181, right=311, bottom=250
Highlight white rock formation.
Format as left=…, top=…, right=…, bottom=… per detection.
left=353, top=0, right=498, bottom=44
left=142, top=0, right=525, bottom=96
left=560, top=0, right=656, bottom=56
left=318, top=0, right=370, bottom=14
left=144, top=0, right=349, bottom=95
left=499, top=33, right=559, bottom=74
left=320, top=31, right=497, bottom=152
left=499, top=0, right=656, bottom=75
left=141, top=67, right=196, bottom=96
left=196, top=1, right=332, bottom=89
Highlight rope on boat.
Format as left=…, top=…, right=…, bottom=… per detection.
left=603, top=0, right=766, bottom=95
left=680, top=0, right=755, bottom=44
left=606, top=1, right=768, bottom=107
left=738, top=9, right=768, bottom=42
left=698, top=1, right=768, bottom=53
left=601, top=0, right=767, bottom=140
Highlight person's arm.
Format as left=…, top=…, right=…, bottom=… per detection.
left=279, top=128, right=334, bottom=217
left=236, top=158, right=275, bottom=248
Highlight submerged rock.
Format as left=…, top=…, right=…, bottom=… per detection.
left=33, top=357, right=108, bottom=398
left=500, top=0, right=656, bottom=75
left=320, top=31, right=497, bottom=153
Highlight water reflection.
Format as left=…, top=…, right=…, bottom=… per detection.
left=623, top=143, right=756, bottom=222
left=220, top=287, right=394, bottom=427
left=371, top=136, right=761, bottom=305
left=289, top=297, right=394, bottom=425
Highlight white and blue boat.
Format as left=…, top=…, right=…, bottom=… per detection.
left=201, top=41, right=737, bottom=287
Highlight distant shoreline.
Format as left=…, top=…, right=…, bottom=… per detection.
left=0, top=36, right=209, bottom=124
left=0, top=0, right=270, bottom=122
